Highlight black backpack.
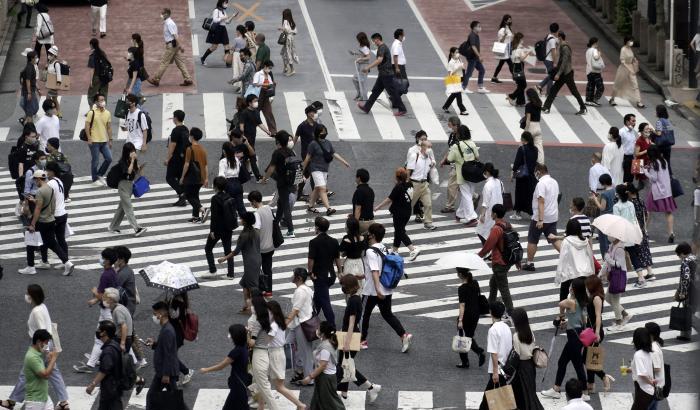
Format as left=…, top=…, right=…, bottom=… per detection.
left=459, top=40, right=474, bottom=60
left=497, top=222, right=523, bottom=266
left=58, top=61, right=70, bottom=76
left=222, top=195, right=239, bottom=231
left=9, top=146, right=20, bottom=179
left=105, top=164, right=122, bottom=189
left=137, top=110, right=153, bottom=143
left=534, top=34, right=552, bottom=62
left=283, top=152, right=304, bottom=186
left=97, top=56, right=113, bottom=84
left=107, top=343, right=137, bottom=391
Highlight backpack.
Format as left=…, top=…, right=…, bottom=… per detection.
left=137, top=110, right=153, bottom=143
left=9, top=146, right=19, bottom=179
left=654, top=118, right=675, bottom=146
left=183, top=311, right=199, bottom=342
left=97, top=55, right=114, bottom=84
left=222, top=195, right=239, bottom=231
left=317, top=140, right=334, bottom=163
left=459, top=40, right=474, bottom=60
left=116, top=287, right=130, bottom=306
left=534, top=34, right=552, bottom=62
left=370, top=247, right=406, bottom=290
left=107, top=343, right=137, bottom=391
left=58, top=62, right=70, bottom=76
left=496, top=222, right=523, bottom=266
left=105, top=164, right=122, bottom=189
left=283, top=151, right=304, bottom=186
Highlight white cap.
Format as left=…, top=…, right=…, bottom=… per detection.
left=32, top=169, right=47, bottom=179
left=48, top=45, right=58, bottom=56
left=20, top=48, right=34, bottom=57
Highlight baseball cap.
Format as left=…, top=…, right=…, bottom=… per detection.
left=32, top=170, right=47, bottom=179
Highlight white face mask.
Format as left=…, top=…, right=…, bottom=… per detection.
left=42, top=343, right=51, bottom=353
left=317, top=109, right=323, bottom=116
left=402, top=36, right=406, bottom=42
left=453, top=52, right=460, bottom=59
left=97, top=101, right=106, bottom=108
left=152, top=314, right=160, bottom=324
left=643, top=130, right=651, bottom=136
left=627, top=41, right=634, bottom=47
left=227, top=333, right=232, bottom=340
left=98, top=257, right=105, bottom=266
left=251, top=101, right=259, bottom=109
left=475, top=26, right=482, bottom=33
left=160, top=14, right=165, bottom=20
left=25, top=294, right=33, bottom=304
left=311, top=113, right=318, bottom=121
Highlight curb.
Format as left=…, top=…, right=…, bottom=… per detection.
left=569, top=0, right=699, bottom=127
left=0, top=4, right=19, bottom=83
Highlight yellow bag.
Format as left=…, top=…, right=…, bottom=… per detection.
left=485, top=383, right=517, bottom=410
left=444, top=74, right=461, bottom=86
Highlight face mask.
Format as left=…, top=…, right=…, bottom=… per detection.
left=42, top=343, right=51, bottom=353
left=315, top=329, right=321, bottom=339
left=454, top=52, right=460, bottom=59
left=252, top=101, right=259, bottom=109
left=402, top=36, right=406, bottom=42
left=475, top=26, right=482, bottom=33
left=152, top=314, right=160, bottom=324
left=103, top=301, right=112, bottom=310
left=627, top=41, right=634, bottom=47
left=227, top=333, right=232, bottom=340
left=38, top=159, right=47, bottom=168
left=311, top=113, right=318, bottom=121
left=317, top=109, right=323, bottom=116
left=160, top=14, right=165, bottom=20
left=534, top=172, right=541, bottom=180
left=127, top=52, right=134, bottom=61
left=25, top=294, right=33, bottom=304
left=34, top=58, right=39, bottom=65
left=98, top=101, right=106, bottom=108
left=223, top=4, right=228, bottom=8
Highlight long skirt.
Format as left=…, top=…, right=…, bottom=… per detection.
left=310, top=372, right=345, bottom=410
left=512, top=359, right=544, bottom=410
left=514, top=175, right=536, bottom=215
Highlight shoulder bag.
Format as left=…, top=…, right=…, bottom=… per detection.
left=270, top=208, right=285, bottom=249
left=79, top=110, right=95, bottom=141
left=277, top=31, right=288, bottom=45
left=300, top=288, right=320, bottom=341
left=182, top=146, right=202, bottom=186
left=513, top=146, right=530, bottom=179
left=500, top=180, right=513, bottom=211
left=457, top=141, right=485, bottom=183
left=607, top=248, right=627, bottom=294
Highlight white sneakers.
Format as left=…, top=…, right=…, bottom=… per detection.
left=23, top=262, right=74, bottom=276
left=18, top=266, right=37, bottom=275
left=408, top=248, right=421, bottom=261
left=477, top=87, right=490, bottom=94
left=401, top=333, right=413, bottom=353
left=35, top=261, right=51, bottom=269
left=367, top=384, right=382, bottom=403
left=62, top=261, right=74, bottom=276
left=540, top=388, right=561, bottom=399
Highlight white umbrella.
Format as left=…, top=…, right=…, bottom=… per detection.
left=139, top=261, right=200, bottom=295
left=435, top=252, right=491, bottom=271
left=592, top=214, right=643, bottom=245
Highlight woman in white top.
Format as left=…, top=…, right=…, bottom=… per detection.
left=45, top=46, right=62, bottom=118
left=630, top=327, right=657, bottom=410
left=219, top=142, right=247, bottom=217
left=584, top=37, right=605, bottom=106
left=279, top=9, right=299, bottom=76
left=2, top=284, right=70, bottom=410
left=441, top=47, right=468, bottom=115
left=267, top=301, right=307, bottom=410
left=554, top=219, right=595, bottom=301
left=506, top=32, right=534, bottom=106
left=644, top=322, right=665, bottom=410
left=201, top=0, right=237, bottom=67
left=445, top=127, right=479, bottom=225
left=476, top=163, right=503, bottom=241
left=491, top=14, right=514, bottom=83
left=301, top=321, right=346, bottom=410
left=510, top=308, right=544, bottom=410
left=230, top=25, right=247, bottom=89
left=247, top=296, right=279, bottom=410
left=352, top=32, right=371, bottom=101
left=285, top=268, right=315, bottom=382
left=34, top=3, right=54, bottom=65
left=602, top=127, right=624, bottom=186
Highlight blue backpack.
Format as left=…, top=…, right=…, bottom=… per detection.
left=370, top=247, right=406, bottom=289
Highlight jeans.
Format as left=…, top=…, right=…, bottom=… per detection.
left=353, top=61, right=369, bottom=100
left=225, top=178, right=248, bottom=217
left=586, top=72, right=605, bottom=102
left=183, top=183, right=202, bottom=217
left=132, top=78, right=143, bottom=97
left=462, top=59, right=485, bottom=88
left=555, top=329, right=587, bottom=387
left=109, top=179, right=140, bottom=231
left=337, top=350, right=368, bottom=392
left=205, top=231, right=234, bottom=275
left=538, top=60, right=555, bottom=93
left=275, top=184, right=294, bottom=232
left=488, top=264, right=513, bottom=312
left=89, top=142, right=112, bottom=181
left=27, top=221, right=68, bottom=266
left=312, top=278, right=335, bottom=324
left=362, top=74, right=406, bottom=113
left=10, top=354, right=69, bottom=402
left=543, top=70, right=586, bottom=111
left=392, top=213, right=412, bottom=248
left=360, top=294, right=406, bottom=341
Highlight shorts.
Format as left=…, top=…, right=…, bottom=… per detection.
left=527, top=219, right=557, bottom=244
left=311, top=171, right=328, bottom=187
left=268, top=346, right=286, bottom=380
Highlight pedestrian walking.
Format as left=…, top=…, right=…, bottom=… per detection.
left=536, top=23, right=559, bottom=96
left=409, top=129, right=436, bottom=223
left=240, top=95, right=271, bottom=181
left=634, top=122, right=653, bottom=189
left=589, top=173, right=614, bottom=256
left=1, top=285, right=70, bottom=410
left=17, top=0, right=34, bottom=29
left=454, top=268, right=486, bottom=368
left=147, top=8, right=193, bottom=87
left=627, top=184, right=655, bottom=276
left=408, top=137, right=437, bottom=230
left=352, top=32, right=371, bottom=101
left=477, top=301, right=511, bottom=410
left=584, top=276, right=615, bottom=394
left=145, top=301, right=182, bottom=410
left=541, top=278, right=590, bottom=400
left=478, top=204, right=514, bottom=313
left=584, top=37, right=605, bottom=106
left=506, top=33, right=533, bottom=106
left=653, top=105, right=674, bottom=172
left=89, top=0, right=108, bottom=38
left=357, top=33, right=407, bottom=116
left=374, top=167, right=421, bottom=260
left=549, top=197, right=593, bottom=252
left=167, top=293, right=195, bottom=386
left=121, top=94, right=149, bottom=153
left=199, top=324, right=250, bottom=410
left=19, top=49, right=39, bottom=126
left=522, top=164, right=559, bottom=271
left=603, top=237, right=632, bottom=332
left=588, top=152, right=610, bottom=194
left=164, top=110, right=189, bottom=206
left=339, top=219, right=368, bottom=282
left=254, top=33, right=270, bottom=70
left=511, top=131, right=538, bottom=219
left=554, top=219, right=594, bottom=300
left=491, top=15, right=514, bottom=83
left=303, top=125, right=350, bottom=215
left=360, top=223, right=414, bottom=351
left=180, top=127, right=208, bottom=222
left=308, top=216, right=341, bottom=324
left=609, top=36, right=645, bottom=108
left=229, top=25, right=247, bottom=89
left=113, top=246, right=147, bottom=368
left=87, top=39, right=111, bottom=102
left=301, top=322, right=346, bottom=409
left=85, top=320, right=124, bottom=410
left=205, top=177, right=235, bottom=277
left=510, top=308, right=544, bottom=410
left=391, top=28, right=408, bottom=100
left=249, top=191, right=274, bottom=295
left=629, top=327, right=656, bottom=409
left=124, top=34, right=146, bottom=101
left=460, top=21, right=489, bottom=93
left=561, top=379, right=594, bottom=410
left=246, top=295, right=279, bottom=410
left=293, top=105, right=321, bottom=199
left=541, top=31, right=587, bottom=115
left=279, top=8, right=299, bottom=76
left=35, top=99, right=59, bottom=154
left=351, top=169, right=375, bottom=233
left=614, top=185, right=653, bottom=288
left=286, top=268, right=315, bottom=383
left=33, top=3, right=54, bottom=64
left=642, top=145, right=676, bottom=243
left=673, top=242, right=696, bottom=341
left=523, top=89, right=544, bottom=163
left=229, top=48, right=255, bottom=94
left=21, top=151, right=46, bottom=205
left=201, top=0, right=236, bottom=67
left=602, top=127, right=624, bottom=186
left=262, top=132, right=297, bottom=237
left=45, top=46, right=62, bottom=118
left=442, top=47, right=468, bottom=115
left=85, top=93, right=113, bottom=187
left=645, top=322, right=665, bottom=410
left=252, top=60, right=277, bottom=135
left=620, top=113, right=637, bottom=184
left=108, top=142, right=147, bottom=237
left=44, top=162, right=68, bottom=258
left=476, top=163, right=504, bottom=241
left=14, top=130, right=40, bottom=205
left=20, top=330, right=58, bottom=410
left=219, top=212, right=261, bottom=313
left=244, top=21, right=258, bottom=57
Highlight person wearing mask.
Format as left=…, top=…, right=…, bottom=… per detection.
left=85, top=320, right=126, bottom=410
left=201, top=0, right=237, bottom=67
left=164, top=109, right=189, bottom=206
left=644, top=322, right=665, bottom=410
left=522, top=164, right=559, bottom=271
left=491, top=15, right=514, bottom=83
left=410, top=129, right=436, bottom=222
left=523, top=89, right=544, bottom=164
left=614, top=184, right=653, bottom=288
left=541, top=31, right=586, bottom=115
left=147, top=8, right=193, bottom=87
left=145, top=301, right=181, bottom=409
left=584, top=37, right=605, bottom=106
left=634, top=122, right=654, bottom=190
left=286, top=268, right=315, bottom=384
left=262, top=132, right=296, bottom=237
left=199, top=324, right=250, bottom=410
left=643, top=145, right=676, bottom=243
left=168, top=293, right=195, bottom=387
left=352, top=32, right=371, bottom=101
left=108, top=142, right=147, bottom=237
left=549, top=197, right=593, bottom=251
left=252, top=60, right=277, bottom=135
left=229, top=25, right=247, bottom=89
left=477, top=204, right=514, bottom=314
left=442, top=47, right=468, bottom=115
left=627, top=184, right=655, bottom=280
left=33, top=3, right=54, bottom=64
left=445, top=124, right=479, bottom=226
left=219, top=212, right=261, bottom=313
left=85, top=93, right=113, bottom=187
left=589, top=173, right=615, bottom=256
left=113, top=246, right=147, bottom=368
left=588, top=153, right=610, bottom=193
left=476, top=163, right=504, bottom=242
left=408, top=138, right=437, bottom=230
left=45, top=138, right=72, bottom=202
left=561, top=378, right=594, bottom=410
left=246, top=295, right=278, bottom=409
left=239, top=94, right=271, bottom=181
left=219, top=141, right=247, bottom=217
left=609, top=36, right=645, bottom=108
left=511, top=131, right=538, bottom=220
left=180, top=127, right=209, bottom=223
left=14, top=127, right=40, bottom=205
left=293, top=105, right=321, bottom=199
left=583, top=276, right=614, bottom=394
left=439, top=118, right=461, bottom=214
left=229, top=48, right=255, bottom=95
left=391, top=28, right=408, bottom=102
left=374, top=167, right=421, bottom=261
left=541, top=278, right=590, bottom=401
left=358, top=32, right=407, bottom=116
left=301, top=321, right=346, bottom=410
left=674, top=242, right=696, bottom=341
left=477, top=302, right=511, bottom=410
left=124, top=33, right=146, bottom=101
left=101, top=289, right=135, bottom=357
left=461, top=21, right=489, bottom=94
left=339, top=217, right=368, bottom=284
left=44, top=162, right=68, bottom=259
left=602, top=127, right=624, bottom=186
left=87, top=39, right=110, bottom=102
left=19, top=49, right=39, bottom=126
left=654, top=105, right=674, bottom=172
left=630, top=327, right=657, bottom=409
left=22, top=151, right=46, bottom=203
left=360, top=223, right=414, bottom=352
left=619, top=113, right=637, bottom=184
left=454, top=268, right=486, bottom=369
left=21, top=330, right=59, bottom=410
left=248, top=191, right=275, bottom=296
left=205, top=177, right=235, bottom=277
left=1, top=285, right=70, bottom=410
left=307, top=216, right=341, bottom=324
left=352, top=168, right=375, bottom=233
left=45, top=46, right=63, bottom=118
left=536, top=23, right=559, bottom=97
left=121, top=94, right=149, bottom=153
left=279, top=8, right=298, bottom=76
left=602, top=235, right=632, bottom=332
left=554, top=219, right=594, bottom=301
left=510, top=308, right=544, bottom=410
left=506, top=33, right=533, bottom=106
left=303, top=125, right=350, bottom=216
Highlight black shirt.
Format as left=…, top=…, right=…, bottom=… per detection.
left=16, top=140, right=38, bottom=172
left=269, top=147, right=294, bottom=187
left=339, top=235, right=367, bottom=259
left=342, top=294, right=363, bottom=333
left=227, top=346, right=250, bottom=389
left=168, top=124, right=190, bottom=168
left=458, top=281, right=481, bottom=318
left=295, top=120, right=320, bottom=159
left=127, top=51, right=145, bottom=80
left=352, top=184, right=375, bottom=221
left=20, top=64, right=37, bottom=95
left=99, top=340, right=123, bottom=396
left=525, top=102, right=541, bottom=122
left=308, top=233, right=340, bottom=281
left=239, top=108, right=262, bottom=142
left=376, top=44, right=393, bottom=76
left=467, top=32, right=480, bottom=56
left=389, top=182, right=412, bottom=218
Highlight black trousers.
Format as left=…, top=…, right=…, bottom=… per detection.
left=508, top=75, right=527, bottom=105
left=98, top=392, right=123, bottom=410
left=27, top=221, right=68, bottom=266
left=60, top=172, right=74, bottom=199
left=260, top=251, right=274, bottom=292
left=205, top=231, right=234, bottom=276
left=479, top=374, right=507, bottom=410
left=183, top=183, right=202, bottom=217
left=166, top=163, right=184, bottom=196
left=457, top=326, right=484, bottom=366
left=224, top=178, right=248, bottom=217
left=443, top=92, right=467, bottom=112
left=362, top=74, right=406, bottom=113
left=336, top=350, right=368, bottom=392
left=360, top=294, right=405, bottom=341
left=146, top=376, right=179, bottom=410
left=54, top=213, right=68, bottom=257
left=17, top=3, right=32, bottom=27
left=555, top=329, right=587, bottom=387
left=392, top=213, right=412, bottom=248
left=275, top=184, right=294, bottom=231
left=623, top=154, right=634, bottom=184
left=543, top=70, right=586, bottom=111
left=585, top=72, right=605, bottom=102
left=493, top=58, right=514, bottom=78
left=34, top=42, right=51, bottom=64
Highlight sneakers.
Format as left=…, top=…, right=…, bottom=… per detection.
left=540, top=388, right=561, bottom=399
left=408, top=249, right=421, bottom=261
left=414, top=215, right=424, bottom=223
left=644, top=273, right=656, bottom=281
left=360, top=340, right=369, bottom=350
left=35, top=261, right=51, bottom=270
left=423, top=224, right=436, bottom=231
left=201, top=208, right=211, bottom=223
left=521, top=262, right=536, bottom=271
left=284, top=231, right=296, bottom=238
left=91, top=180, right=104, bottom=187
left=290, top=372, right=304, bottom=384
left=606, top=323, right=626, bottom=332
left=633, top=280, right=647, bottom=289
left=134, top=227, right=147, bottom=237
left=621, top=313, right=633, bottom=325
left=180, top=369, right=193, bottom=386
left=262, top=291, right=273, bottom=298
left=477, top=87, right=490, bottom=93
left=98, top=176, right=107, bottom=186
left=18, top=266, right=37, bottom=275
left=393, top=111, right=407, bottom=117
left=367, top=384, right=381, bottom=403
left=581, top=394, right=591, bottom=402
left=73, top=363, right=95, bottom=373
left=108, top=228, right=121, bottom=234
left=509, top=213, right=522, bottom=220
left=136, top=358, right=148, bottom=369
left=135, top=377, right=146, bottom=395
left=440, top=207, right=455, bottom=213
left=62, top=261, right=74, bottom=276
left=401, top=333, right=413, bottom=353
left=575, top=108, right=587, bottom=116
left=490, top=78, right=502, bottom=84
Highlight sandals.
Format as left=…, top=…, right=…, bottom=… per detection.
left=1, top=400, right=15, bottom=410
left=306, top=207, right=319, bottom=214
left=326, top=208, right=336, bottom=216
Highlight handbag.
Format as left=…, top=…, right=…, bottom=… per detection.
left=24, top=231, right=43, bottom=247
left=608, top=264, right=627, bottom=294
left=132, top=176, right=151, bottom=198
left=492, top=41, right=508, bottom=55
left=270, top=209, right=285, bottom=249
left=585, top=345, right=605, bottom=372
left=513, top=147, right=530, bottom=179
left=277, top=31, right=288, bottom=45
left=114, top=96, right=128, bottom=119
left=478, top=294, right=489, bottom=315
left=202, top=17, right=213, bottom=31
left=518, top=116, right=526, bottom=130
left=531, top=347, right=548, bottom=368
left=300, top=314, right=320, bottom=342
left=631, top=158, right=644, bottom=175
left=183, top=147, right=202, bottom=186
left=654, top=119, right=676, bottom=146
left=457, top=142, right=485, bottom=183
left=484, top=383, right=517, bottom=410
left=669, top=302, right=691, bottom=331
left=500, top=181, right=513, bottom=211
left=244, top=85, right=261, bottom=97
left=340, top=352, right=357, bottom=383
left=336, top=331, right=361, bottom=351
left=512, top=63, right=525, bottom=81
left=444, top=73, right=462, bottom=95
left=671, top=178, right=684, bottom=198
left=183, top=310, right=199, bottom=341
left=501, top=348, right=520, bottom=381
left=451, top=335, right=472, bottom=353
left=578, top=327, right=597, bottom=347
left=151, top=387, right=187, bottom=410
left=394, top=77, right=410, bottom=95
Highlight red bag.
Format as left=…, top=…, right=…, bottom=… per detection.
left=631, top=159, right=644, bottom=175
left=593, top=258, right=601, bottom=275
left=183, top=311, right=199, bottom=342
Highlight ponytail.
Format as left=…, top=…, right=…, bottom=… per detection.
left=319, top=321, right=338, bottom=349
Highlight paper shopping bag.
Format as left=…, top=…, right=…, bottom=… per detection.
left=485, top=384, right=517, bottom=410
left=586, top=345, right=605, bottom=372
left=336, top=331, right=361, bottom=351
left=24, top=231, right=43, bottom=247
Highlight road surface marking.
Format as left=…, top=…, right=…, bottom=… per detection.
left=486, top=93, right=521, bottom=141
left=203, top=93, right=227, bottom=139
left=406, top=92, right=448, bottom=141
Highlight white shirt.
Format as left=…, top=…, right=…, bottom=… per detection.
left=602, top=141, right=624, bottom=186
left=253, top=69, right=273, bottom=86
left=47, top=177, right=66, bottom=217
left=588, top=163, right=610, bottom=192
left=35, top=13, right=54, bottom=45
left=163, top=17, right=178, bottom=43
left=290, top=284, right=313, bottom=328
left=531, top=174, right=559, bottom=223
left=218, top=157, right=240, bottom=178
left=562, top=398, right=594, bottom=410
left=545, top=34, right=558, bottom=62
left=497, top=26, right=513, bottom=58
left=362, top=243, right=392, bottom=296
left=407, top=151, right=432, bottom=181
left=125, top=108, right=149, bottom=150
left=35, top=115, right=60, bottom=152
left=316, top=347, right=336, bottom=374
left=631, top=349, right=655, bottom=395
left=27, top=304, right=52, bottom=339
left=212, top=8, right=227, bottom=24
left=476, top=177, right=503, bottom=239
left=691, top=33, right=700, bottom=52
left=619, top=126, right=637, bottom=155
left=585, top=47, right=603, bottom=74
left=391, top=39, right=406, bottom=65
left=268, top=321, right=286, bottom=348
left=650, top=341, right=665, bottom=388
left=47, top=59, right=62, bottom=83
left=487, top=320, right=512, bottom=374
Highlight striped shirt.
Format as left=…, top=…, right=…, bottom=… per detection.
left=570, top=214, right=592, bottom=239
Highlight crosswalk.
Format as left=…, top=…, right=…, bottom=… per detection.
left=0, top=89, right=685, bottom=146
left=0, top=169, right=697, bottom=355
left=0, top=385, right=696, bottom=410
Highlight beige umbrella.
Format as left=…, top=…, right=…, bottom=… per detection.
left=592, top=214, right=643, bottom=245
left=435, top=252, right=491, bottom=271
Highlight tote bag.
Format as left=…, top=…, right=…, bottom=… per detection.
left=451, top=335, right=472, bottom=353
left=484, top=383, right=517, bottom=410
left=585, top=345, right=605, bottom=372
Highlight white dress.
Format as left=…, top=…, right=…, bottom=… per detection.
left=602, top=141, right=624, bottom=186
left=476, top=177, right=504, bottom=239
